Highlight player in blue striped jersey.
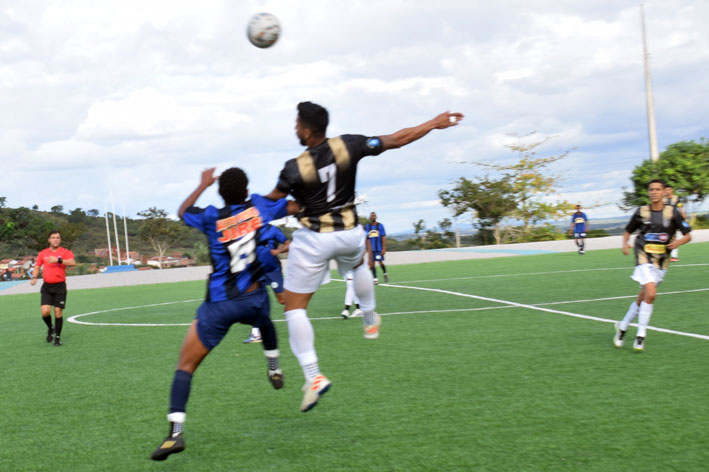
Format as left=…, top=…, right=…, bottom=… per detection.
left=569, top=205, right=589, bottom=254
left=151, top=167, right=299, bottom=461
left=244, top=224, right=291, bottom=343
left=365, top=212, right=388, bottom=283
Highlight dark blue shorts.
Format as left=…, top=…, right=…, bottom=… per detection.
left=574, top=232, right=587, bottom=239
left=262, top=269, right=284, bottom=294
left=372, top=251, right=384, bottom=262
left=196, top=287, right=271, bottom=350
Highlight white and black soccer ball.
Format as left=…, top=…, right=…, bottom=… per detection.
left=246, top=13, right=281, bottom=49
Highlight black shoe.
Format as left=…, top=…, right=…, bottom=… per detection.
left=269, top=368, right=284, bottom=390
left=53, top=336, right=62, bottom=347
left=46, top=328, right=54, bottom=343
left=151, top=434, right=185, bottom=461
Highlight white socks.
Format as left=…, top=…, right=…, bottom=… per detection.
left=352, top=263, right=375, bottom=312
left=619, top=302, right=639, bottom=331
left=284, top=308, right=319, bottom=381
left=637, top=302, right=654, bottom=338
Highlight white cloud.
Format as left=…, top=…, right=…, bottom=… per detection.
left=1, top=0, right=708, bottom=232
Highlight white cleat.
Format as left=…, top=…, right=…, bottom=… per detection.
left=633, top=336, right=645, bottom=352
left=363, top=312, right=382, bottom=339
left=613, top=322, right=625, bottom=348
left=351, top=309, right=363, bottom=318
left=340, top=309, right=350, bottom=319
left=300, top=374, right=331, bottom=412
left=373, top=278, right=379, bottom=285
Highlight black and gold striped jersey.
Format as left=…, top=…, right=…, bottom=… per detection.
left=625, top=204, right=691, bottom=269
left=276, top=134, right=383, bottom=232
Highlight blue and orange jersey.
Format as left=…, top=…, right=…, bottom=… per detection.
left=182, top=194, right=287, bottom=302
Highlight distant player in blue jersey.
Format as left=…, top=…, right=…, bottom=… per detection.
left=365, top=212, right=388, bottom=283
left=244, top=224, right=291, bottom=343
left=569, top=205, right=589, bottom=255
left=151, top=167, right=299, bottom=461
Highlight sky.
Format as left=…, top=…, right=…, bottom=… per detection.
left=2, top=0, right=709, bottom=234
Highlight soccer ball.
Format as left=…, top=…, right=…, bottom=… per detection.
left=246, top=13, right=281, bottom=49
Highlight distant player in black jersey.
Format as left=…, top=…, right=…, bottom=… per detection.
left=265, top=101, right=463, bottom=412
left=613, top=179, right=691, bottom=352
left=663, top=184, right=686, bottom=262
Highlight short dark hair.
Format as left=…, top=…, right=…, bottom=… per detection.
left=297, top=101, right=329, bottom=136
left=219, top=168, right=249, bottom=205
left=648, top=178, right=666, bottom=188
left=48, top=230, right=61, bottom=238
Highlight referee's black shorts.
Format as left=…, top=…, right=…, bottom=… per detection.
left=41, top=282, right=67, bottom=309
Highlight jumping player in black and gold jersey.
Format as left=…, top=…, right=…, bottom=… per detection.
left=265, top=101, right=463, bottom=412
left=664, top=183, right=686, bottom=262
left=613, top=179, right=691, bottom=352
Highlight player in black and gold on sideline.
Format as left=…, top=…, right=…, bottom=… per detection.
left=265, top=101, right=463, bottom=412
left=613, top=179, right=691, bottom=352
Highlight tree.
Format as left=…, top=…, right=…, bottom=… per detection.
left=412, top=219, right=426, bottom=249
left=32, top=204, right=39, bottom=211
left=87, top=209, right=100, bottom=217
left=58, top=222, right=85, bottom=250
left=68, top=208, right=87, bottom=224
left=138, top=207, right=169, bottom=219
left=423, top=218, right=456, bottom=249
left=621, top=139, right=709, bottom=210
left=50, top=205, right=64, bottom=214
left=138, top=208, right=185, bottom=269
left=0, top=197, right=6, bottom=208
left=439, top=176, right=517, bottom=245
left=477, top=133, right=572, bottom=232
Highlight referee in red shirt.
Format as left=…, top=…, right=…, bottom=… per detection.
left=31, top=230, right=76, bottom=346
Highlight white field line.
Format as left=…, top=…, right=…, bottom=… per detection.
left=354, top=262, right=709, bottom=285
left=66, top=286, right=709, bottom=341
left=381, top=283, right=709, bottom=341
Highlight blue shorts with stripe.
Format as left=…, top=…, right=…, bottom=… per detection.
left=196, top=287, right=271, bottom=350
left=372, top=251, right=384, bottom=262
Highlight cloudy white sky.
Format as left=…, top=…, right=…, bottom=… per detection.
left=2, top=0, right=708, bottom=234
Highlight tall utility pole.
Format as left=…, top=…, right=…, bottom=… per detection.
left=641, top=4, right=659, bottom=162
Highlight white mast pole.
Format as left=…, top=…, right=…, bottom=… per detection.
left=111, top=197, right=122, bottom=265
left=641, top=4, right=659, bottom=162
left=104, top=207, right=114, bottom=266
left=122, top=204, right=130, bottom=265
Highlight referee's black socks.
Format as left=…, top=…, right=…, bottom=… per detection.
left=42, top=315, right=53, bottom=330
left=55, top=317, right=63, bottom=337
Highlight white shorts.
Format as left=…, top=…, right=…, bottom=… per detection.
left=284, top=226, right=366, bottom=294
left=631, top=263, right=666, bottom=287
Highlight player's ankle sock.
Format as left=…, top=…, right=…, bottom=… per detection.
left=371, top=268, right=377, bottom=278
left=355, top=303, right=360, bottom=309
left=284, top=309, right=319, bottom=379
left=637, top=302, right=653, bottom=338
left=169, top=370, right=193, bottom=414
left=167, top=412, right=185, bottom=437
left=264, top=349, right=280, bottom=370
left=381, top=264, right=387, bottom=273
left=303, top=362, right=320, bottom=382
left=619, top=302, right=639, bottom=331
left=42, top=315, right=52, bottom=329
left=55, top=317, right=63, bottom=336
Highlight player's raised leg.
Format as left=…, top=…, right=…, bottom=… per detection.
left=283, top=290, right=331, bottom=412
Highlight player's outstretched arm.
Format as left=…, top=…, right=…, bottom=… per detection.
left=178, top=168, right=217, bottom=218
left=379, top=111, right=464, bottom=151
